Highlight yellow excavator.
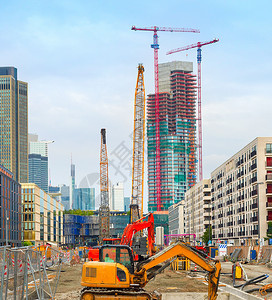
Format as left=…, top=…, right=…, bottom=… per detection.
left=80, top=241, right=221, bottom=300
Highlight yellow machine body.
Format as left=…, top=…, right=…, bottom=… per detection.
left=81, top=242, right=221, bottom=300
left=81, top=261, right=131, bottom=289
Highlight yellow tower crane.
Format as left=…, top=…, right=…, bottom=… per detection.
left=130, top=64, right=146, bottom=224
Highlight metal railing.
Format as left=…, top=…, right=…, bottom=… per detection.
left=0, top=245, right=64, bottom=300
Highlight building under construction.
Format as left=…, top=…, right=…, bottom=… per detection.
left=147, top=61, right=197, bottom=212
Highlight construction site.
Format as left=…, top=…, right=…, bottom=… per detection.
left=1, top=25, right=272, bottom=300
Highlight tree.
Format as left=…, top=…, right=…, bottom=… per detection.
left=202, top=225, right=212, bottom=245
left=23, top=241, right=33, bottom=246
left=265, top=221, right=272, bottom=241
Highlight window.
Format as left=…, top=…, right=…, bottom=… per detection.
left=267, top=144, right=272, bottom=154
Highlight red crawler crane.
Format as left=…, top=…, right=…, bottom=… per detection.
left=167, top=38, right=219, bottom=181
left=132, top=26, right=199, bottom=210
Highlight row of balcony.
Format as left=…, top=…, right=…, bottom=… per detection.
left=213, top=229, right=258, bottom=239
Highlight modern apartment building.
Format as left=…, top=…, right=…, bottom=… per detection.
left=147, top=61, right=197, bottom=212
left=211, top=137, right=272, bottom=246
left=168, top=201, right=185, bottom=235
left=21, top=183, right=64, bottom=245
left=0, top=67, right=28, bottom=183
left=112, top=182, right=124, bottom=211
left=184, top=179, right=212, bottom=242
left=0, top=164, right=21, bottom=247
left=28, top=134, right=53, bottom=192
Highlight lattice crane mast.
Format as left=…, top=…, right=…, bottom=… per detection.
left=99, top=128, right=110, bottom=243
left=130, top=64, right=146, bottom=223
left=132, top=26, right=199, bottom=211
left=167, top=38, right=219, bottom=181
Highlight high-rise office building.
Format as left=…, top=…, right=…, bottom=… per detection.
left=0, top=67, right=28, bottom=182
left=28, top=134, right=53, bottom=193
left=70, top=161, right=75, bottom=209
left=59, top=184, right=70, bottom=211
left=147, top=61, right=197, bottom=212
left=112, top=182, right=124, bottom=211
left=73, top=188, right=95, bottom=210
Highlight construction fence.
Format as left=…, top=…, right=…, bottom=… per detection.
left=0, top=245, right=67, bottom=300
left=219, top=245, right=272, bottom=264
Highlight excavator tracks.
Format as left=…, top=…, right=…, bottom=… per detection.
left=80, top=287, right=161, bottom=300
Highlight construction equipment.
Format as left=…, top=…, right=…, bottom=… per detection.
left=98, top=129, right=110, bottom=243
left=88, top=213, right=155, bottom=261
left=167, top=38, right=219, bottom=181
left=130, top=63, right=146, bottom=223
left=121, top=213, right=155, bottom=258
left=132, top=26, right=199, bottom=211
left=81, top=241, right=221, bottom=300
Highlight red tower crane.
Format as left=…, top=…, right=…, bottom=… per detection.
left=132, top=26, right=199, bottom=211
left=167, top=38, right=219, bottom=182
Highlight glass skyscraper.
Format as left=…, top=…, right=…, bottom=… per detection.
left=0, top=67, right=28, bottom=183
left=28, top=134, right=53, bottom=192
left=73, top=188, right=95, bottom=210
left=147, top=61, right=197, bottom=212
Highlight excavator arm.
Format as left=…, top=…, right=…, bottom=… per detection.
left=121, top=213, right=155, bottom=256
left=134, top=242, right=221, bottom=300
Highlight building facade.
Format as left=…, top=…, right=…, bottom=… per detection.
left=147, top=61, right=197, bottom=212
left=73, top=188, right=95, bottom=210
left=63, top=211, right=129, bottom=246
left=112, top=182, right=124, bottom=211
left=59, top=184, right=70, bottom=211
left=0, top=164, right=21, bottom=247
left=21, top=183, right=64, bottom=245
left=28, top=134, right=53, bottom=192
left=0, top=67, right=28, bottom=183
left=211, top=137, right=272, bottom=246
left=29, top=154, right=48, bottom=192
left=184, top=179, right=212, bottom=243
left=124, top=196, right=130, bottom=212
left=168, top=201, right=185, bottom=235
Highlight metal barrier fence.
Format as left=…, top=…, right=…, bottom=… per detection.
left=0, top=246, right=63, bottom=300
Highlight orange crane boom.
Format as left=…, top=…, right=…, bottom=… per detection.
left=130, top=64, right=146, bottom=223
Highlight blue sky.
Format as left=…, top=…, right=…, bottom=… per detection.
left=1, top=0, right=272, bottom=208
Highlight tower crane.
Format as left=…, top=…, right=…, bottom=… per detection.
left=130, top=64, right=146, bottom=223
left=132, top=26, right=199, bottom=210
left=99, top=128, right=110, bottom=243
left=167, top=38, right=219, bottom=181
